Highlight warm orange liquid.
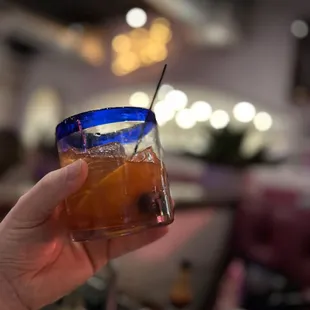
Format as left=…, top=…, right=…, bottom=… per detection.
left=59, top=147, right=173, bottom=237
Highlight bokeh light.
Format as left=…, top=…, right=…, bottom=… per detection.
left=191, top=101, right=212, bottom=122
left=129, top=92, right=150, bottom=108
left=149, top=23, right=172, bottom=43
left=210, top=110, right=230, bottom=129
left=291, top=20, right=309, bottom=39
left=112, top=52, right=140, bottom=75
left=143, top=43, right=167, bottom=62
left=80, top=35, right=105, bottom=66
left=154, top=100, right=175, bottom=126
left=253, top=112, right=273, bottom=131
left=126, top=8, right=147, bottom=28
left=165, top=90, right=188, bottom=111
left=153, top=17, right=171, bottom=27
left=23, top=87, right=61, bottom=147
left=175, top=109, right=197, bottom=129
left=112, top=35, right=132, bottom=53
left=111, top=17, right=172, bottom=76
left=129, top=28, right=149, bottom=41
left=233, top=101, right=256, bottom=123
left=158, top=84, right=174, bottom=100
left=111, top=62, right=128, bottom=76
left=139, top=48, right=154, bottom=66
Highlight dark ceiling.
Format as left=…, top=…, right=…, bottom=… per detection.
left=2, top=0, right=157, bottom=57
left=7, top=0, right=153, bottom=25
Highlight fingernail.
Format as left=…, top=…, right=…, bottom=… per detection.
left=66, top=160, right=82, bottom=181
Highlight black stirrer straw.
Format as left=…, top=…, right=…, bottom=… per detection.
left=132, top=64, right=167, bottom=156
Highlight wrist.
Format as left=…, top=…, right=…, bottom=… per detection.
left=0, top=275, right=28, bottom=310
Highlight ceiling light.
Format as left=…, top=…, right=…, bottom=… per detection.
left=126, top=8, right=147, bottom=29
left=191, top=101, right=212, bottom=122
left=233, top=101, right=256, bottom=123
left=210, top=110, right=230, bottom=129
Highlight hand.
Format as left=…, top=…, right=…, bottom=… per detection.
left=0, top=160, right=168, bottom=310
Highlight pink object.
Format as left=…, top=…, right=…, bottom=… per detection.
left=236, top=183, right=310, bottom=287
left=236, top=203, right=280, bottom=268
left=284, top=209, right=310, bottom=286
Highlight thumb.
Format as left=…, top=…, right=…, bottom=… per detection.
left=9, top=160, right=88, bottom=226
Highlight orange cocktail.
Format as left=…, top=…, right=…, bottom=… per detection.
left=56, top=107, right=174, bottom=241
left=60, top=145, right=173, bottom=241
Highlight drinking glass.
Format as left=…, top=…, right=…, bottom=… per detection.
left=56, top=107, right=174, bottom=242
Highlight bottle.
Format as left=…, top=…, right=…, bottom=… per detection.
left=169, top=260, right=193, bottom=309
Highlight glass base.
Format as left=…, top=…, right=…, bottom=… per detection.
left=70, top=215, right=174, bottom=242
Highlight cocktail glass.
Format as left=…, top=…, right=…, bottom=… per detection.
left=56, top=107, right=174, bottom=242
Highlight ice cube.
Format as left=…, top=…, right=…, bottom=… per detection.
left=61, top=143, right=127, bottom=180
left=60, top=147, right=82, bottom=166
left=83, top=143, right=126, bottom=178
left=131, top=146, right=160, bottom=163
left=87, top=142, right=126, bottom=158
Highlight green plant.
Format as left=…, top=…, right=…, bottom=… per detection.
left=186, top=127, right=279, bottom=168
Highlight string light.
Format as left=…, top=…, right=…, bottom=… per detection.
left=158, top=84, right=174, bottom=100
left=191, top=101, right=212, bottom=122
left=129, top=92, right=150, bottom=108
left=111, top=62, right=128, bottom=76
left=139, top=48, right=154, bottom=66
left=153, top=17, right=170, bottom=27
left=233, top=102, right=256, bottom=123
left=210, top=110, right=230, bottom=129
left=112, top=35, right=132, bottom=53
left=165, top=90, right=188, bottom=111
left=149, top=23, right=172, bottom=43
left=154, top=100, right=175, bottom=126
left=175, top=109, right=196, bottom=129
left=111, top=17, right=172, bottom=76
left=253, top=112, right=273, bottom=131
left=144, top=43, right=168, bottom=62
left=112, top=52, right=140, bottom=76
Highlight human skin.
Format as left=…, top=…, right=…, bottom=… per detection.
left=0, top=160, right=167, bottom=310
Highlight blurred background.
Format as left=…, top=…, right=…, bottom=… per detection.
left=1, top=0, right=310, bottom=309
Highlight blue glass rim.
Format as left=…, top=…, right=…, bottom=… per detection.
left=56, top=107, right=157, bottom=142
